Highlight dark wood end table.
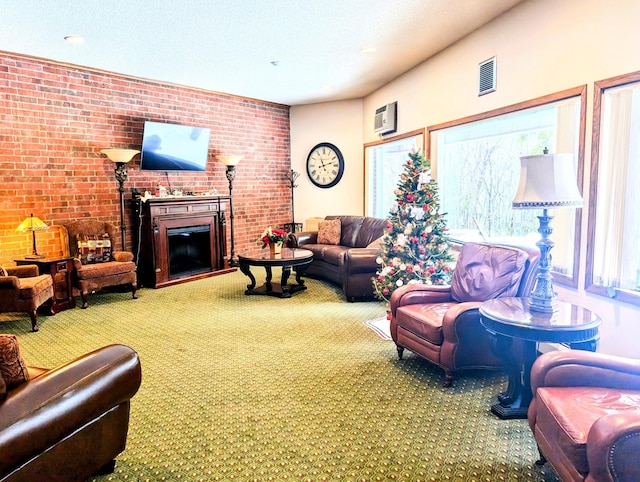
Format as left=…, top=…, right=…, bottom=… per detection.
left=238, top=248, right=313, bottom=298
left=15, top=256, right=76, bottom=313
left=480, top=297, right=601, bottom=420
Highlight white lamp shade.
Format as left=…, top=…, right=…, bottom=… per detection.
left=101, top=149, right=140, bottom=163
left=512, top=153, right=583, bottom=209
left=217, top=155, right=243, bottom=166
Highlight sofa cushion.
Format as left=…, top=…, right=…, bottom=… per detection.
left=396, top=302, right=456, bottom=345
left=17, top=274, right=53, bottom=301
left=327, top=216, right=364, bottom=247
left=76, top=260, right=137, bottom=280
left=355, top=217, right=387, bottom=247
left=0, top=334, right=30, bottom=387
left=318, top=219, right=341, bottom=245
left=451, top=243, right=528, bottom=302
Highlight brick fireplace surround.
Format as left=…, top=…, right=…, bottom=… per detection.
left=0, top=52, right=292, bottom=267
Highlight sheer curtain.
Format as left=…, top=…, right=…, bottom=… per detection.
left=594, top=88, right=632, bottom=287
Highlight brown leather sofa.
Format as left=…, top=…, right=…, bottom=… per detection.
left=289, top=215, right=386, bottom=301
left=0, top=344, right=142, bottom=482
left=389, top=242, right=540, bottom=385
left=528, top=349, right=640, bottom=482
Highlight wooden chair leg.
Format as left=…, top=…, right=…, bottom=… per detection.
left=396, top=345, right=404, bottom=359
left=29, top=311, right=39, bottom=332
left=132, top=283, right=138, bottom=299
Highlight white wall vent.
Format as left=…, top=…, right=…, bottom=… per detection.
left=478, top=56, right=496, bottom=96
left=374, top=101, right=397, bottom=135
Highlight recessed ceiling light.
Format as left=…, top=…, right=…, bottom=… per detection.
left=64, top=35, right=85, bottom=45
left=360, top=47, right=377, bottom=54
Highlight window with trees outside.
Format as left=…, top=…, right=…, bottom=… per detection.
left=365, top=129, right=424, bottom=219
left=586, top=71, right=640, bottom=306
left=428, top=86, right=586, bottom=286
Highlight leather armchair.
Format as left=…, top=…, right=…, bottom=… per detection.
left=528, top=350, right=640, bottom=482
left=0, top=265, right=53, bottom=332
left=389, top=242, right=539, bottom=386
left=60, top=220, right=137, bottom=308
left=0, top=344, right=142, bottom=482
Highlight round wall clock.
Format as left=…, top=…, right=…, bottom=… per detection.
left=306, top=142, right=345, bottom=188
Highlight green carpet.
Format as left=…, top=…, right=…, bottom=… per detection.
left=2, top=270, right=559, bottom=481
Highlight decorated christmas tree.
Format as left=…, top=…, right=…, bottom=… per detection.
left=373, top=150, right=455, bottom=303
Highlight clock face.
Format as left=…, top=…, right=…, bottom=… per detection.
left=306, top=142, right=345, bottom=188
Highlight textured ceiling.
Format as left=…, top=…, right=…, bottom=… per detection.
left=0, top=0, right=524, bottom=105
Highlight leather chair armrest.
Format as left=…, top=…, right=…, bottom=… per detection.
left=113, top=251, right=134, bottom=262
left=530, top=350, right=640, bottom=394
left=343, top=248, right=379, bottom=274
left=586, top=411, right=640, bottom=482
left=389, top=284, right=453, bottom=316
left=6, top=265, right=39, bottom=278
left=289, top=231, right=317, bottom=247
left=0, top=345, right=142, bottom=475
left=441, top=301, right=484, bottom=342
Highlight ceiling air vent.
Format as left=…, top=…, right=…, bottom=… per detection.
left=478, top=56, right=496, bottom=96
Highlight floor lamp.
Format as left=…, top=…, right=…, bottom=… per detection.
left=512, top=151, right=583, bottom=313
left=101, top=149, right=140, bottom=250
left=217, top=155, right=243, bottom=267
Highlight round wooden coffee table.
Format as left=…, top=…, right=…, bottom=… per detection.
left=238, top=247, right=313, bottom=298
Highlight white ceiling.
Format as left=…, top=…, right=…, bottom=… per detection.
left=0, top=0, right=524, bottom=106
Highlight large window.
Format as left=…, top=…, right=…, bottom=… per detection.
left=364, top=129, right=424, bottom=219
left=586, top=71, right=640, bottom=305
left=429, top=87, right=586, bottom=286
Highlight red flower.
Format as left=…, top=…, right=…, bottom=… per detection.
left=406, top=194, right=414, bottom=202
left=382, top=288, right=389, bottom=295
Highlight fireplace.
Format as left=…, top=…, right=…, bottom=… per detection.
left=167, top=225, right=212, bottom=279
left=136, top=196, right=232, bottom=288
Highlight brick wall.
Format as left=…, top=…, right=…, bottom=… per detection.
left=0, top=53, right=292, bottom=266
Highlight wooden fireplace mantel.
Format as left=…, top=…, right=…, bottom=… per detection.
left=135, top=195, right=235, bottom=288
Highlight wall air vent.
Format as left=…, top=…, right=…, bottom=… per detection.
left=478, top=56, right=496, bottom=96
left=374, top=101, right=397, bottom=135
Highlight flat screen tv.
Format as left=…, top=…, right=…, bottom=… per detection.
left=140, top=121, right=211, bottom=172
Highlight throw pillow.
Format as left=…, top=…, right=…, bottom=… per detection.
left=367, top=237, right=383, bottom=249
left=0, top=334, right=30, bottom=387
left=77, top=233, right=112, bottom=264
left=0, top=265, right=7, bottom=277
left=317, top=219, right=341, bottom=245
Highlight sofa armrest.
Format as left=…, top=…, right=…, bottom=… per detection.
left=0, top=344, right=142, bottom=476
left=586, top=411, right=640, bottom=482
left=389, top=284, right=453, bottom=317
left=343, top=248, right=379, bottom=274
left=6, top=265, right=39, bottom=278
left=289, top=231, right=317, bottom=247
left=0, top=277, right=19, bottom=290
left=113, top=251, right=134, bottom=262
left=530, top=350, right=640, bottom=394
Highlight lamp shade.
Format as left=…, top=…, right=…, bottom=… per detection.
left=16, top=214, right=49, bottom=232
left=216, top=155, right=243, bottom=166
left=101, top=149, right=140, bottom=163
left=512, top=153, right=583, bottom=209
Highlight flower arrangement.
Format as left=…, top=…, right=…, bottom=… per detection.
left=259, top=226, right=289, bottom=248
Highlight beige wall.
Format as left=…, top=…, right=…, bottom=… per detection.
left=290, top=99, right=364, bottom=227
left=291, top=0, right=640, bottom=356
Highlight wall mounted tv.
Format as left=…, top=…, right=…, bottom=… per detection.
left=140, top=121, right=211, bottom=172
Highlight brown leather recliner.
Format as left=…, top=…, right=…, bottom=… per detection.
left=0, top=344, right=142, bottom=482
left=528, top=350, right=640, bottom=482
left=0, top=265, right=53, bottom=332
left=60, top=220, right=138, bottom=308
left=389, top=242, right=540, bottom=386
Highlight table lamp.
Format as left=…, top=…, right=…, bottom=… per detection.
left=512, top=151, right=583, bottom=313
left=16, top=213, right=49, bottom=259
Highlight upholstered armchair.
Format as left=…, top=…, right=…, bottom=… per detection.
left=389, top=242, right=540, bottom=386
left=0, top=265, right=53, bottom=331
left=528, top=350, right=640, bottom=482
left=60, top=220, right=137, bottom=308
